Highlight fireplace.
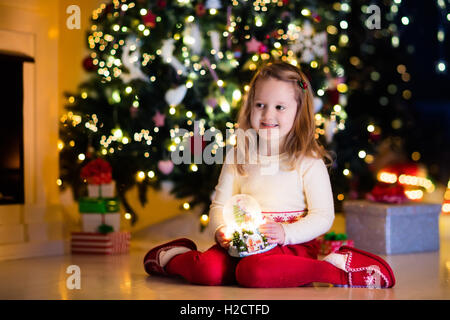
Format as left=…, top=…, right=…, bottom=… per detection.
left=0, top=52, right=33, bottom=204
left=0, top=6, right=66, bottom=261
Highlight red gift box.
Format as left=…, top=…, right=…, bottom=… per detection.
left=71, top=231, right=130, bottom=255
left=317, top=237, right=354, bottom=255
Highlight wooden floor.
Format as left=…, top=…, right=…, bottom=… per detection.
left=1, top=214, right=450, bottom=300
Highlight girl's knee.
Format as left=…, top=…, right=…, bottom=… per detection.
left=189, top=248, right=236, bottom=285
left=235, top=257, right=266, bottom=288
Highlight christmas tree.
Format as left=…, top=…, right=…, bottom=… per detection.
left=329, top=0, right=449, bottom=208
left=59, top=0, right=351, bottom=226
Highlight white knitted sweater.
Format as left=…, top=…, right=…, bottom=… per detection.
left=208, top=150, right=335, bottom=245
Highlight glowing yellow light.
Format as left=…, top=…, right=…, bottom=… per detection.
left=358, top=150, right=366, bottom=159
left=183, top=202, right=190, bottom=210
left=337, top=83, right=348, bottom=93
left=190, top=164, right=198, bottom=172
left=337, top=194, right=345, bottom=201
left=405, top=189, right=423, bottom=200
left=169, top=107, right=176, bottom=115
left=217, top=79, right=224, bottom=87
left=186, top=111, right=193, bottom=118
left=339, top=34, right=349, bottom=45
left=68, top=96, right=75, bottom=104
left=148, top=171, right=155, bottom=178
left=122, top=137, right=129, bottom=144
left=125, top=213, right=132, bottom=220
left=402, top=89, right=412, bottom=99
left=367, top=125, right=375, bottom=132
left=200, top=214, right=209, bottom=226
left=78, top=153, right=86, bottom=161
left=365, top=154, right=374, bottom=164
left=186, top=80, right=193, bottom=88
left=378, top=171, right=398, bottom=184
left=327, top=25, right=338, bottom=35
left=255, top=16, right=263, bottom=27
left=57, top=140, right=64, bottom=151
left=310, top=60, right=318, bottom=68
left=81, top=92, right=88, bottom=99
left=112, top=128, right=123, bottom=139
left=56, top=179, right=62, bottom=186
left=112, top=90, right=121, bottom=103
left=343, top=169, right=350, bottom=176
left=398, top=174, right=435, bottom=193
left=137, top=171, right=145, bottom=181
left=209, top=8, right=217, bottom=15
left=301, top=8, right=311, bottom=16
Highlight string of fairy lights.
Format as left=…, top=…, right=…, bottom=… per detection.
left=59, top=0, right=446, bottom=223
left=61, top=1, right=348, bottom=169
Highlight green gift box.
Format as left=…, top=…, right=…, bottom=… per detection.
left=79, top=197, right=120, bottom=213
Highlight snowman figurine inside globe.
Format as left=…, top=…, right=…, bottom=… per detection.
left=223, top=194, right=277, bottom=257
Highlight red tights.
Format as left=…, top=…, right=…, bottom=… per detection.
left=165, top=239, right=348, bottom=288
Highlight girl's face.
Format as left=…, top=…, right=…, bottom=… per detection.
left=250, top=77, right=298, bottom=146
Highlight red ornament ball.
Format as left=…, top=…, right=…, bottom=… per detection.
left=82, top=56, right=97, bottom=72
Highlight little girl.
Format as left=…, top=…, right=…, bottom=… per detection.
left=144, top=62, right=395, bottom=288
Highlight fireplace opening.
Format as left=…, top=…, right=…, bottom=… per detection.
left=0, top=52, right=33, bottom=205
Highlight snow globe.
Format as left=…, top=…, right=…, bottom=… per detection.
left=223, top=194, right=277, bottom=257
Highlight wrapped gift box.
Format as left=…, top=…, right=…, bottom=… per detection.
left=344, top=200, right=441, bottom=255
left=79, top=197, right=120, bottom=213
left=71, top=231, right=130, bottom=254
left=81, top=213, right=120, bottom=233
left=87, top=181, right=115, bottom=198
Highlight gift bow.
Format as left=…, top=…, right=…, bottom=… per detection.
left=80, top=158, right=113, bottom=185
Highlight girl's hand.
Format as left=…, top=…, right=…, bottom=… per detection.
left=259, top=219, right=285, bottom=245
left=215, top=225, right=231, bottom=249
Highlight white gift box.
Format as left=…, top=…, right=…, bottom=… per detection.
left=87, top=181, right=116, bottom=198
left=81, top=213, right=120, bottom=233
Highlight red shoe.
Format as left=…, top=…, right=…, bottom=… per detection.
left=143, top=238, right=197, bottom=276
left=334, top=246, right=396, bottom=288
